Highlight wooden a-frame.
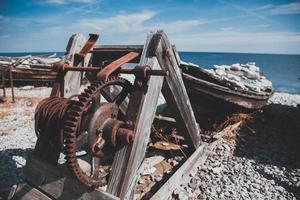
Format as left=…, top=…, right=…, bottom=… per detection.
left=12, top=30, right=203, bottom=200
left=107, top=30, right=201, bottom=199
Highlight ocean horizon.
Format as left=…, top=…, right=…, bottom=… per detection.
left=1, top=51, right=299, bottom=95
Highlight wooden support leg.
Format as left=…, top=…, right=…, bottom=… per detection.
left=150, top=30, right=201, bottom=149
left=107, top=32, right=164, bottom=199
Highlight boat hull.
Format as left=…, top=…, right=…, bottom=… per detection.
left=182, top=72, right=272, bottom=110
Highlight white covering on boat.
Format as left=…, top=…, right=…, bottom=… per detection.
left=0, top=53, right=62, bottom=69
left=180, top=61, right=273, bottom=94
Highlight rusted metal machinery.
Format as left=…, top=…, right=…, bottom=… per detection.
left=34, top=34, right=167, bottom=188
left=13, top=31, right=203, bottom=200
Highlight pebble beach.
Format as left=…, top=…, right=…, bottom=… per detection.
left=0, top=86, right=299, bottom=199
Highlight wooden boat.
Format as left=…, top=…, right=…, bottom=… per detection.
left=10, top=67, right=57, bottom=82
left=0, top=54, right=60, bottom=85
left=180, top=63, right=273, bottom=111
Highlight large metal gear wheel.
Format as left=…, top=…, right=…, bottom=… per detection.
left=63, top=76, right=133, bottom=188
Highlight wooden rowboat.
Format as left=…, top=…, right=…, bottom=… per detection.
left=180, top=63, right=273, bottom=111
left=10, top=68, right=57, bottom=82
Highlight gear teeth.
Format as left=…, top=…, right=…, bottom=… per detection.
left=87, top=86, right=96, bottom=91
left=81, top=93, right=90, bottom=98
left=68, top=111, right=80, bottom=117
left=70, top=105, right=83, bottom=112
left=91, top=83, right=99, bottom=87
left=64, top=127, right=77, bottom=132
left=65, top=116, right=78, bottom=121
left=84, top=88, right=93, bottom=94
left=78, top=96, right=88, bottom=103
left=63, top=77, right=133, bottom=188
left=64, top=120, right=76, bottom=127
left=73, top=101, right=84, bottom=107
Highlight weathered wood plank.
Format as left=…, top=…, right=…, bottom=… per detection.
left=171, top=45, right=181, bottom=66
left=151, top=30, right=201, bottom=149
left=12, top=183, right=51, bottom=200
left=107, top=32, right=164, bottom=199
left=151, top=121, right=242, bottom=200
left=151, top=143, right=207, bottom=200
left=20, top=153, right=119, bottom=200
left=63, top=34, right=90, bottom=98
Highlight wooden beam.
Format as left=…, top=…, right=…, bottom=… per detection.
left=150, top=30, right=201, bottom=149
left=12, top=183, right=51, bottom=200
left=63, top=34, right=93, bottom=98
left=107, top=32, right=164, bottom=199
left=151, top=121, right=242, bottom=199
left=93, top=45, right=144, bottom=50
left=18, top=153, right=119, bottom=200
left=151, top=143, right=207, bottom=200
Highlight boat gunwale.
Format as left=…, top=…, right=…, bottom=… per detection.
left=182, top=72, right=273, bottom=101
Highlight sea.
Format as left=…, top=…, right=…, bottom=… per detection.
left=1, top=52, right=299, bottom=94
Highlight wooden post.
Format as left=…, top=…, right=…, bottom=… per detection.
left=150, top=30, right=201, bottom=148
left=63, top=34, right=92, bottom=97
left=0, top=66, right=6, bottom=97
left=9, top=67, right=15, bottom=103
left=107, top=32, right=164, bottom=199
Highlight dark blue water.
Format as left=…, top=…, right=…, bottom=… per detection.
left=1, top=51, right=299, bottom=94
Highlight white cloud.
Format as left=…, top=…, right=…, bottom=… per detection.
left=44, top=0, right=96, bottom=4
left=74, top=10, right=156, bottom=33
left=154, top=20, right=203, bottom=34
left=269, top=2, right=300, bottom=15
left=254, top=4, right=274, bottom=11
left=0, top=15, right=10, bottom=22
left=218, top=0, right=271, bottom=22
left=0, top=35, right=10, bottom=39
left=1, top=9, right=300, bottom=54
left=220, top=27, right=233, bottom=31
left=170, top=30, right=300, bottom=54
left=254, top=2, right=300, bottom=16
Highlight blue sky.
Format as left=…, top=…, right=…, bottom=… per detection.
left=0, top=0, right=300, bottom=54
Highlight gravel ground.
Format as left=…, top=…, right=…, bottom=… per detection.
left=0, top=86, right=51, bottom=196
left=0, top=87, right=300, bottom=199
left=174, top=95, right=300, bottom=200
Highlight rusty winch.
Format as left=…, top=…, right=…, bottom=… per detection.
left=33, top=34, right=167, bottom=188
